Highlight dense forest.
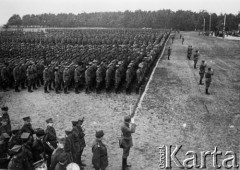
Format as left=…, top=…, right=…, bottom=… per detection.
left=5, top=9, right=240, bottom=31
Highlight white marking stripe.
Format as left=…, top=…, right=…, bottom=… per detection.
left=133, top=33, right=171, bottom=117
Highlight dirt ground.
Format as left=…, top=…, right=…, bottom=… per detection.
left=0, top=32, right=240, bottom=170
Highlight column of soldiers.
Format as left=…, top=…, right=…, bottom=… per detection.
left=0, top=106, right=138, bottom=170
left=1, top=29, right=170, bottom=94
left=186, top=46, right=214, bottom=95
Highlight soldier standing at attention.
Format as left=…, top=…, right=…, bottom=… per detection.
left=182, top=36, right=184, bottom=45
left=54, top=67, right=60, bottom=94
left=1, top=62, right=10, bottom=91
left=205, top=67, right=214, bottom=95
left=21, top=116, right=34, bottom=136
left=92, top=130, right=108, bottom=170
left=167, top=47, right=171, bottom=60
left=43, top=65, right=50, bottom=93
left=63, top=66, right=70, bottom=94
left=74, top=65, right=81, bottom=94
left=43, top=118, right=58, bottom=168
left=1, top=106, right=11, bottom=130
left=120, top=115, right=136, bottom=170
left=193, top=50, right=199, bottom=69
left=13, top=64, right=21, bottom=92
left=199, top=60, right=207, bottom=85
left=26, top=63, right=33, bottom=93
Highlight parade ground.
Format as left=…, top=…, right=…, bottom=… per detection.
left=1, top=31, right=240, bottom=169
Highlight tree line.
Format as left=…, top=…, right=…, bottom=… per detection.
left=5, top=9, right=240, bottom=31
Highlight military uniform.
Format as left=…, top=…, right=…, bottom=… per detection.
left=92, top=130, right=108, bottom=170
left=64, top=130, right=75, bottom=162
left=205, top=68, right=214, bottom=95
left=199, top=61, right=207, bottom=85
left=32, top=129, right=45, bottom=163
left=120, top=116, right=136, bottom=170
left=167, top=47, right=171, bottom=60
left=193, top=51, right=199, bottom=69
left=187, top=46, right=193, bottom=60
left=26, top=64, right=34, bottom=92
left=74, top=66, right=82, bottom=94
left=43, top=67, right=50, bottom=93
left=54, top=68, right=60, bottom=93
left=1, top=64, right=10, bottom=91
left=13, top=65, right=21, bottom=92
left=63, top=67, right=70, bottom=94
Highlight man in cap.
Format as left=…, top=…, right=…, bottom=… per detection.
left=64, top=128, right=75, bottom=163
left=63, top=66, right=70, bottom=94
left=167, top=47, right=171, bottom=60
left=193, top=50, right=199, bottom=69
left=205, top=67, right=214, bottom=95
left=43, top=65, right=50, bottom=93
left=1, top=106, right=11, bottom=130
left=199, top=60, right=207, bottom=85
left=1, top=62, right=10, bottom=91
left=54, top=67, right=61, bottom=94
left=32, top=128, right=46, bottom=163
left=92, top=130, right=108, bottom=170
left=13, top=64, right=21, bottom=92
left=120, top=115, right=136, bottom=170
left=43, top=118, right=57, bottom=168
left=21, top=116, right=34, bottom=136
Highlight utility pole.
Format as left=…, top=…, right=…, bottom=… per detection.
left=223, top=14, right=226, bottom=38
left=203, top=17, right=205, bottom=34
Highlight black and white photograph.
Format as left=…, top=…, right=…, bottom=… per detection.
left=0, top=0, right=240, bottom=169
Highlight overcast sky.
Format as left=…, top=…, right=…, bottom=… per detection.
left=0, top=0, right=239, bottom=25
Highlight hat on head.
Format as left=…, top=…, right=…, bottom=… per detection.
left=23, top=116, right=30, bottom=121
left=35, top=128, right=45, bottom=137
left=124, top=115, right=131, bottom=122
left=46, top=118, right=53, bottom=123
left=65, top=127, right=72, bottom=135
left=95, top=130, right=104, bottom=138
left=21, top=132, right=30, bottom=140
left=10, top=145, right=22, bottom=153
left=1, top=106, right=8, bottom=111
left=72, top=121, right=78, bottom=126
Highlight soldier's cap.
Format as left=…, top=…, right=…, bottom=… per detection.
left=72, top=121, right=78, bottom=126
left=11, top=129, right=20, bottom=135
left=10, top=145, right=22, bottom=153
left=1, top=132, right=10, bottom=139
left=65, top=127, right=72, bottom=135
left=1, top=106, right=8, bottom=111
left=95, top=130, right=104, bottom=138
left=21, top=132, right=30, bottom=140
left=124, top=115, right=131, bottom=122
left=59, top=152, right=68, bottom=164
left=35, top=128, right=45, bottom=137
left=46, top=118, right=53, bottom=123
left=23, top=116, right=31, bottom=121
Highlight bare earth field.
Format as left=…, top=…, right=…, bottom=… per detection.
left=0, top=32, right=240, bottom=170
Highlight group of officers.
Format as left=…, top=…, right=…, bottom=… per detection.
left=0, top=106, right=137, bottom=170
left=187, top=45, right=214, bottom=94
left=0, top=29, right=170, bottom=94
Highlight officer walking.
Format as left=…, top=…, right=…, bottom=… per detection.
left=199, top=60, right=207, bottom=85
left=92, top=130, right=108, bottom=170
left=167, top=47, right=171, bottom=60
left=205, top=67, right=214, bottom=95
left=193, top=50, right=199, bottom=69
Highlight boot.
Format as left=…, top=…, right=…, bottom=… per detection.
left=15, top=86, right=20, bottom=92
left=44, top=87, right=49, bottom=93
left=75, top=88, right=79, bottom=94
left=126, top=158, right=131, bottom=167
left=33, top=83, right=37, bottom=90
left=64, top=88, right=69, bottom=94
left=206, top=89, right=210, bottom=95
left=28, top=86, right=33, bottom=93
